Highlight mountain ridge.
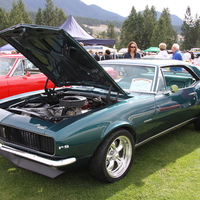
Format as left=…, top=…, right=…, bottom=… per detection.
left=0, top=0, right=183, bottom=26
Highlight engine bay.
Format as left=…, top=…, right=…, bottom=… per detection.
left=6, top=88, right=117, bottom=123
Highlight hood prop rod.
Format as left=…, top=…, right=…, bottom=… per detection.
left=106, top=85, right=113, bottom=105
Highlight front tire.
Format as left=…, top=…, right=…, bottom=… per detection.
left=89, top=129, right=135, bottom=183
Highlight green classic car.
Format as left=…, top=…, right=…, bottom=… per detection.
left=1, top=24, right=200, bottom=183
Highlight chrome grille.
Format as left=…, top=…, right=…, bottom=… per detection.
left=0, top=125, right=54, bottom=155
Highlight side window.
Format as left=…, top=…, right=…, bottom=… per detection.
left=25, top=60, right=37, bottom=70
left=161, top=66, right=195, bottom=90
left=12, top=60, right=24, bottom=76
left=157, top=76, right=166, bottom=92
left=24, top=59, right=40, bottom=74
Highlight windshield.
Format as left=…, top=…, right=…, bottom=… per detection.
left=101, top=64, right=155, bottom=92
left=0, top=57, right=16, bottom=75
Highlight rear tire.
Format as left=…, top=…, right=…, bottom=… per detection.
left=194, top=118, right=200, bottom=130
left=89, top=129, right=134, bottom=183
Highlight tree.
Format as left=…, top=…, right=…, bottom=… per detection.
left=106, top=22, right=118, bottom=47
left=0, top=8, right=9, bottom=29
left=18, top=0, right=32, bottom=24
left=119, top=6, right=139, bottom=48
left=35, top=0, right=67, bottom=27
left=42, top=0, right=55, bottom=26
left=0, top=0, right=32, bottom=46
left=54, top=6, right=67, bottom=27
left=35, top=8, right=43, bottom=25
left=150, top=8, right=177, bottom=49
left=181, top=6, right=198, bottom=50
left=150, top=17, right=167, bottom=46
left=142, top=6, right=157, bottom=49
left=119, top=6, right=159, bottom=50
left=9, top=0, right=32, bottom=26
left=0, top=7, right=9, bottom=46
left=161, top=8, right=177, bottom=47
left=193, top=17, right=200, bottom=47
left=134, top=12, right=145, bottom=49
left=99, top=31, right=107, bottom=39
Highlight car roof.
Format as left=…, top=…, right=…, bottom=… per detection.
left=0, top=53, right=24, bottom=58
left=99, top=58, right=200, bottom=78
left=99, top=58, right=188, bottom=67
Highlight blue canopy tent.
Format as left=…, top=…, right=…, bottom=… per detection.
left=0, top=44, right=15, bottom=52
left=59, top=15, right=115, bottom=45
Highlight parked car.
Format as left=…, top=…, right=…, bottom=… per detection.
left=1, top=24, right=200, bottom=183
left=0, top=54, right=54, bottom=99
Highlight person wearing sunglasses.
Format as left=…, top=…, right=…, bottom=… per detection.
left=124, top=41, right=141, bottom=58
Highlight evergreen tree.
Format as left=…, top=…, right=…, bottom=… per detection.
left=18, top=0, right=32, bottom=24
left=106, top=22, right=118, bottom=45
left=150, top=8, right=177, bottom=49
left=9, top=0, right=32, bottom=26
left=9, top=1, right=23, bottom=25
left=0, top=8, right=9, bottom=31
left=35, top=0, right=67, bottom=27
left=133, top=12, right=144, bottom=49
left=99, top=31, right=107, bottom=39
left=54, top=6, right=67, bottom=27
left=142, top=6, right=157, bottom=49
left=0, top=7, right=9, bottom=46
left=35, top=8, right=43, bottom=25
left=181, top=6, right=197, bottom=49
left=119, top=6, right=158, bottom=50
left=150, top=17, right=167, bottom=46
left=160, top=8, right=177, bottom=47
left=119, top=6, right=139, bottom=48
left=42, top=0, right=55, bottom=26
left=107, top=23, right=116, bottom=39
left=193, top=17, right=200, bottom=47
left=119, top=20, right=130, bottom=48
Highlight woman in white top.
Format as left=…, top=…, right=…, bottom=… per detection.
left=156, top=43, right=169, bottom=59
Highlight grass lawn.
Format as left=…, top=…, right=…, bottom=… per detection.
left=0, top=124, right=200, bottom=200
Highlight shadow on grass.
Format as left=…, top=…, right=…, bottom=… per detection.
left=0, top=124, right=200, bottom=200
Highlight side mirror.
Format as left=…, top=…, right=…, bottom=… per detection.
left=170, top=85, right=179, bottom=93
left=25, top=71, right=31, bottom=77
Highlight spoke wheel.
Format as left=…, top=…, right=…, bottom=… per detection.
left=89, top=129, right=134, bottom=183
left=106, top=135, right=132, bottom=178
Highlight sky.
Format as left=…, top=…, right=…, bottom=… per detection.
left=81, top=0, right=199, bottom=20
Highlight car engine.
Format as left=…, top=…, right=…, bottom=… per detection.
left=7, top=91, right=108, bottom=123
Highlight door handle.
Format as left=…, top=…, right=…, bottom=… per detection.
left=189, top=92, right=197, bottom=96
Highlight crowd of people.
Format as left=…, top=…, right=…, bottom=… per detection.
left=155, top=42, right=197, bottom=65
left=88, top=49, right=118, bottom=61
left=1, top=41, right=198, bottom=66
left=83, top=41, right=198, bottom=65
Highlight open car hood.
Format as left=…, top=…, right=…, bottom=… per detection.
left=0, top=24, right=127, bottom=96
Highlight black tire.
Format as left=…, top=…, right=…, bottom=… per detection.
left=194, top=118, right=200, bottom=130
left=89, top=128, right=135, bottom=183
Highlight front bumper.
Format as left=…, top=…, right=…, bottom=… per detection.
left=0, top=143, right=76, bottom=178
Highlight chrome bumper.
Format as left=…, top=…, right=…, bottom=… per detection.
left=0, top=143, right=76, bottom=167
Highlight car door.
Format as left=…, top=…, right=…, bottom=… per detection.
left=154, top=66, right=199, bottom=133
left=7, top=59, right=51, bottom=97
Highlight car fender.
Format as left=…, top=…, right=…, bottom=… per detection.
left=100, top=120, right=137, bottom=142
left=0, top=78, right=9, bottom=99
left=52, top=112, right=137, bottom=158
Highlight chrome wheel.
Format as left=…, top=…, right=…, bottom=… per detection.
left=89, top=129, right=134, bottom=183
left=106, top=135, right=132, bottom=178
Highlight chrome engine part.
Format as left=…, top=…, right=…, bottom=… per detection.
left=7, top=94, right=104, bottom=123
